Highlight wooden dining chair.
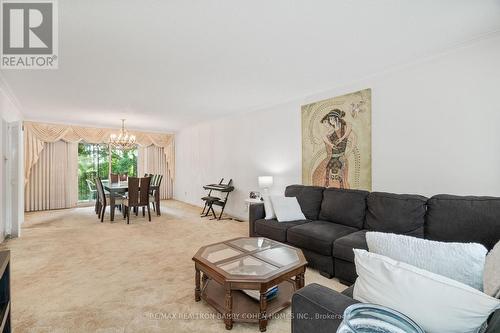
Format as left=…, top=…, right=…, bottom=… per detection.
left=94, top=176, right=101, bottom=215
left=110, top=173, right=119, bottom=183
left=123, top=177, right=152, bottom=224
left=96, top=177, right=124, bottom=222
left=95, top=177, right=108, bottom=222
left=150, top=174, right=163, bottom=215
left=119, top=173, right=128, bottom=181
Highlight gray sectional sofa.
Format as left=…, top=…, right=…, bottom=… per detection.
left=248, top=185, right=500, bottom=332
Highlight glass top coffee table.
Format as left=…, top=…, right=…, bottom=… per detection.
left=192, top=237, right=307, bottom=332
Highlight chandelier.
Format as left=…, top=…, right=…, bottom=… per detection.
left=109, top=119, right=136, bottom=150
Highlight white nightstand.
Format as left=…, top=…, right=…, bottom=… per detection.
left=244, top=198, right=263, bottom=212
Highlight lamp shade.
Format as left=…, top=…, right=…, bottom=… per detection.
left=258, top=176, right=273, bottom=188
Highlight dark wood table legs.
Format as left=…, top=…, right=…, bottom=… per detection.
left=195, top=268, right=201, bottom=302
left=225, top=284, right=233, bottom=330
left=110, top=196, right=115, bottom=221
left=296, top=272, right=305, bottom=289
left=259, top=290, right=268, bottom=332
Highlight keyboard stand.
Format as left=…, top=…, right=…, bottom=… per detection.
left=201, top=179, right=234, bottom=220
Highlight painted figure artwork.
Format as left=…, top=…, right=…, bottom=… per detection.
left=302, top=89, right=371, bottom=190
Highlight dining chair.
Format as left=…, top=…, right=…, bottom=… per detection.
left=86, top=179, right=97, bottom=202
left=96, top=177, right=124, bottom=222
left=119, top=173, right=128, bottom=182
left=96, top=178, right=108, bottom=222
left=94, top=176, right=101, bottom=215
left=123, top=176, right=152, bottom=224
left=110, top=173, right=120, bottom=183
left=142, top=173, right=154, bottom=214
left=149, top=174, right=163, bottom=215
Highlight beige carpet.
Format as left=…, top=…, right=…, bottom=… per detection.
left=1, top=200, right=346, bottom=333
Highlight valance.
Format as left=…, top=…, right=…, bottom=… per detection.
left=24, top=121, right=175, bottom=184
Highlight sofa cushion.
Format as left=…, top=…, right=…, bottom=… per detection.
left=287, top=221, right=358, bottom=256
left=301, top=248, right=335, bottom=277
left=333, top=230, right=368, bottom=262
left=353, top=249, right=500, bottom=333
left=254, top=218, right=309, bottom=243
left=366, top=192, right=427, bottom=237
left=284, top=184, right=304, bottom=197
left=319, top=188, right=369, bottom=228
left=285, top=185, right=324, bottom=220
left=426, top=195, right=500, bottom=250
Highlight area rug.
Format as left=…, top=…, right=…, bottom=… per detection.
left=2, top=201, right=346, bottom=332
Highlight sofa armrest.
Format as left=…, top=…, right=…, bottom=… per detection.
left=485, top=309, right=500, bottom=333
left=341, top=285, right=354, bottom=298
left=249, top=202, right=265, bottom=236
left=292, top=283, right=360, bottom=333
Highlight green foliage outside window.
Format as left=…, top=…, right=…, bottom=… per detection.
left=111, top=149, right=137, bottom=176
left=78, top=143, right=137, bottom=201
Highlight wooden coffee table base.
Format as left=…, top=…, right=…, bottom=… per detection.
left=196, top=277, right=298, bottom=331
left=192, top=237, right=307, bottom=332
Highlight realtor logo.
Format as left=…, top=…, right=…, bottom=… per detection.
left=1, top=0, right=58, bottom=69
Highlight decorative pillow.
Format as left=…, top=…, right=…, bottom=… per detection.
left=366, top=231, right=487, bottom=290
left=484, top=241, right=500, bottom=298
left=262, top=194, right=276, bottom=220
left=353, top=249, right=500, bottom=333
left=270, top=196, right=306, bottom=222
left=285, top=185, right=324, bottom=220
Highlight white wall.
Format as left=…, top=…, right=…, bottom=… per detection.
left=175, top=34, right=500, bottom=220
left=0, top=119, right=6, bottom=241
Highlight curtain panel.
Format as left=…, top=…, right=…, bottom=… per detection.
left=23, top=121, right=175, bottom=185
left=25, top=141, right=78, bottom=211
left=138, top=146, right=173, bottom=199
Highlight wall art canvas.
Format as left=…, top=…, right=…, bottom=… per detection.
left=301, top=88, right=371, bottom=190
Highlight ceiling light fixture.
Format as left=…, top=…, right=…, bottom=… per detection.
left=109, top=119, right=136, bottom=150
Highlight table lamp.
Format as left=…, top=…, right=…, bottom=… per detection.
left=258, top=176, right=273, bottom=194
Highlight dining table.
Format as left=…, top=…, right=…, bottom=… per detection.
left=102, top=180, right=161, bottom=221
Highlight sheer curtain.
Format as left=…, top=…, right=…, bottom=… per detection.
left=24, top=141, right=78, bottom=211
left=138, top=145, right=173, bottom=199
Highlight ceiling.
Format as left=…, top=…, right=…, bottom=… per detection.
left=1, top=0, right=500, bottom=132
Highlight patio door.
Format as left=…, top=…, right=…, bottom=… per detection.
left=78, top=143, right=138, bottom=202
left=78, top=143, right=109, bottom=202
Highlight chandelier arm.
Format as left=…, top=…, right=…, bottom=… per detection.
left=109, top=119, right=136, bottom=150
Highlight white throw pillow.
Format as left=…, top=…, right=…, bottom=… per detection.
left=353, top=249, right=500, bottom=333
left=484, top=241, right=500, bottom=298
left=270, top=196, right=306, bottom=222
left=366, top=231, right=487, bottom=290
left=262, top=194, right=275, bottom=220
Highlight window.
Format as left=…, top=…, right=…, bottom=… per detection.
left=78, top=143, right=137, bottom=202
left=78, top=143, right=109, bottom=201
left=110, top=147, right=138, bottom=177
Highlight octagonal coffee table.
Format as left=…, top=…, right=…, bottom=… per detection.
left=192, top=237, right=307, bottom=332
